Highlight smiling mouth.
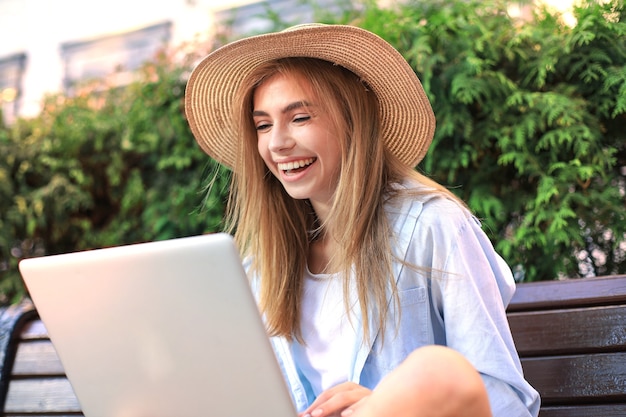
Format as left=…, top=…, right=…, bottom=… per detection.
left=277, top=158, right=316, bottom=174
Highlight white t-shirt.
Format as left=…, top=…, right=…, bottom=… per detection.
left=291, top=267, right=357, bottom=396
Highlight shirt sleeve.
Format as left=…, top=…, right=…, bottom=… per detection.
left=426, top=203, right=540, bottom=417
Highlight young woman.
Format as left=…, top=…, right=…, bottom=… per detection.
left=184, top=24, right=540, bottom=417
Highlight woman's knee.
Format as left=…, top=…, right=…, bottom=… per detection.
left=397, top=345, right=492, bottom=416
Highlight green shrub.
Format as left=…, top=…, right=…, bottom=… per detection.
left=0, top=48, right=230, bottom=304
left=342, top=0, right=626, bottom=281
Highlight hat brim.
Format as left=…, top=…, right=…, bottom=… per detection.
left=185, top=24, right=435, bottom=169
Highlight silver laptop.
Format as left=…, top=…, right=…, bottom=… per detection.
left=19, top=233, right=297, bottom=417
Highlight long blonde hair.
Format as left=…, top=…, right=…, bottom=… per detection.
left=225, top=57, right=459, bottom=342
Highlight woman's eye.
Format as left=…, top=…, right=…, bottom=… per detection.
left=255, top=123, right=271, bottom=131
left=293, top=115, right=311, bottom=123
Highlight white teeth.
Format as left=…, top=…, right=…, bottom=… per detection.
left=278, top=158, right=315, bottom=171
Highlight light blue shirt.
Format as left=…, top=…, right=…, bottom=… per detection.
left=254, top=184, right=541, bottom=417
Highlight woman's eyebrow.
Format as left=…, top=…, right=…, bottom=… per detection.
left=283, top=101, right=311, bottom=113
left=252, top=101, right=312, bottom=117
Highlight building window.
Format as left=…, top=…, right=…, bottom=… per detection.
left=0, top=52, right=27, bottom=125
left=214, top=0, right=346, bottom=41
left=60, top=21, right=172, bottom=95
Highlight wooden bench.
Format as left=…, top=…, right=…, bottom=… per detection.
left=0, top=298, right=82, bottom=416
left=0, top=275, right=625, bottom=416
left=507, top=274, right=626, bottom=416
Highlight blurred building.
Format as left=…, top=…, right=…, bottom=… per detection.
left=0, top=0, right=335, bottom=124
left=0, top=0, right=573, bottom=125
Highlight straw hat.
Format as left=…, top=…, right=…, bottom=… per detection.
left=184, top=23, right=435, bottom=169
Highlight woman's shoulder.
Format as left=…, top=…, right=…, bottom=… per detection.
left=389, top=178, right=474, bottom=226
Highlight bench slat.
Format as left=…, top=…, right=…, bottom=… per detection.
left=4, top=415, right=83, bottom=417
left=508, top=305, right=626, bottom=356
left=539, top=404, right=626, bottom=417
left=521, top=352, right=626, bottom=405
left=509, top=275, right=626, bottom=311
left=12, top=340, right=66, bottom=376
left=4, top=377, right=81, bottom=413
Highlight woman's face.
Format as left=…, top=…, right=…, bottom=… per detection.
left=253, top=72, right=342, bottom=216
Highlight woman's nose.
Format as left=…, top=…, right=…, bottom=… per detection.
left=268, top=126, right=295, bottom=153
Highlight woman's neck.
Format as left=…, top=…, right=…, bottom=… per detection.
left=309, top=199, right=331, bottom=226
left=308, top=232, right=339, bottom=275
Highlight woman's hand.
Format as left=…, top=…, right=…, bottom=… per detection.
left=299, top=382, right=372, bottom=417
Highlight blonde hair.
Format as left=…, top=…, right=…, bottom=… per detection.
left=225, top=57, right=460, bottom=342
